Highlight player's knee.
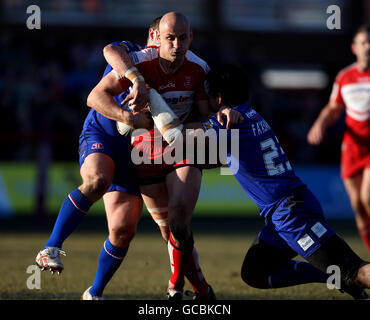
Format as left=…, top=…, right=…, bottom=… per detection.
left=349, top=194, right=362, bottom=214
left=168, top=202, right=189, bottom=217
left=360, top=192, right=370, bottom=213
left=159, top=227, right=170, bottom=242
left=168, top=220, right=191, bottom=245
left=109, top=224, right=137, bottom=246
left=83, top=174, right=111, bottom=197
left=241, top=246, right=270, bottom=289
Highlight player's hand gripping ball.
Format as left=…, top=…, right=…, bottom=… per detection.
left=116, top=99, right=135, bottom=136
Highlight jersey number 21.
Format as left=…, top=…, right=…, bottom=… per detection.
left=260, top=137, right=292, bottom=176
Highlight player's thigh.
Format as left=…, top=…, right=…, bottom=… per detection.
left=80, top=152, right=115, bottom=187
left=360, top=167, right=370, bottom=211
left=166, top=165, right=202, bottom=217
left=343, top=172, right=362, bottom=206
left=140, top=182, right=168, bottom=211
left=140, top=182, right=169, bottom=221
left=140, top=183, right=170, bottom=241
left=343, top=172, right=367, bottom=228
left=103, top=191, right=143, bottom=234
left=271, top=187, right=336, bottom=260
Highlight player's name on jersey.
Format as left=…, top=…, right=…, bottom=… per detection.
left=130, top=128, right=240, bottom=174
left=251, top=119, right=272, bottom=136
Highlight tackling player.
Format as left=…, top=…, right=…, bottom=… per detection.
left=307, top=25, right=370, bottom=253
left=202, top=64, right=370, bottom=299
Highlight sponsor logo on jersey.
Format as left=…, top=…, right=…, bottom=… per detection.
left=297, top=234, right=315, bottom=251
left=311, top=222, right=327, bottom=238
left=245, top=109, right=258, bottom=119
left=357, top=76, right=370, bottom=82
left=202, top=120, right=213, bottom=130
left=164, top=95, right=191, bottom=105
left=184, top=76, right=192, bottom=89
left=158, top=83, right=176, bottom=90
left=92, top=143, right=104, bottom=150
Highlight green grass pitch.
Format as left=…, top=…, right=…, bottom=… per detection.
left=0, top=219, right=368, bottom=300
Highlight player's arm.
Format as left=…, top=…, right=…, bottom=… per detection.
left=196, top=82, right=243, bottom=128
left=307, top=100, right=344, bottom=145
left=86, top=72, right=152, bottom=129
left=103, top=43, right=149, bottom=110
left=198, top=101, right=243, bottom=130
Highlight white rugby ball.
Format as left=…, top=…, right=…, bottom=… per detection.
left=116, top=99, right=134, bottom=136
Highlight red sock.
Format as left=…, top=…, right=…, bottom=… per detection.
left=185, top=248, right=209, bottom=296
left=168, top=233, right=193, bottom=290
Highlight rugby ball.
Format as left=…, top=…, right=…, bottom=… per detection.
left=116, top=99, right=134, bottom=136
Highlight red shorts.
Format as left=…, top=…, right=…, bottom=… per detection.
left=131, top=128, right=200, bottom=185
left=341, top=131, right=370, bottom=179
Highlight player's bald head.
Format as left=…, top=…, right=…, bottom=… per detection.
left=158, top=12, right=192, bottom=63
left=159, top=12, right=191, bottom=34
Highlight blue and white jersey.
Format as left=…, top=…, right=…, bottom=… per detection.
left=82, top=41, right=142, bottom=137
left=203, top=103, right=305, bottom=218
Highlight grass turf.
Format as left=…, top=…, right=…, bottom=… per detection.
left=0, top=218, right=369, bottom=300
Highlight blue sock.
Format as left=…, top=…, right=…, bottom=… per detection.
left=89, top=238, right=128, bottom=297
left=269, top=260, right=328, bottom=288
left=44, top=188, right=93, bottom=249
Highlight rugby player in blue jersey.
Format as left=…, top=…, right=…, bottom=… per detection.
left=34, top=19, right=160, bottom=296
left=200, top=65, right=370, bottom=299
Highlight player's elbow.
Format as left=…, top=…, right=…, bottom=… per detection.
left=103, top=44, right=115, bottom=58
left=86, top=90, right=95, bottom=108
left=86, top=88, right=100, bottom=109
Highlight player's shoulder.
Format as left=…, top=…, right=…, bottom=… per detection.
left=185, top=50, right=210, bottom=74
left=108, top=41, right=142, bottom=53
left=336, top=63, right=358, bottom=82
left=129, top=46, right=159, bottom=65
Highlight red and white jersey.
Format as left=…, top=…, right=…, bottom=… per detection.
left=330, top=63, right=370, bottom=139
left=118, top=47, right=210, bottom=120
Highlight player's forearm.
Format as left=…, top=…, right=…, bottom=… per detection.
left=87, top=89, right=133, bottom=126
left=103, top=44, right=136, bottom=76
left=314, top=103, right=342, bottom=129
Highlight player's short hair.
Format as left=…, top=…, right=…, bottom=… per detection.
left=150, top=16, right=162, bottom=31
left=206, top=64, right=249, bottom=107
left=352, top=24, right=370, bottom=42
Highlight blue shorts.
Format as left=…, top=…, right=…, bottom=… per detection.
left=78, top=125, right=140, bottom=197
left=259, top=187, right=336, bottom=260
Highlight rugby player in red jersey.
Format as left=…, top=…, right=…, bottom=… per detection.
left=87, top=12, right=242, bottom=300
left=307, top=25, right=370, bottom=253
